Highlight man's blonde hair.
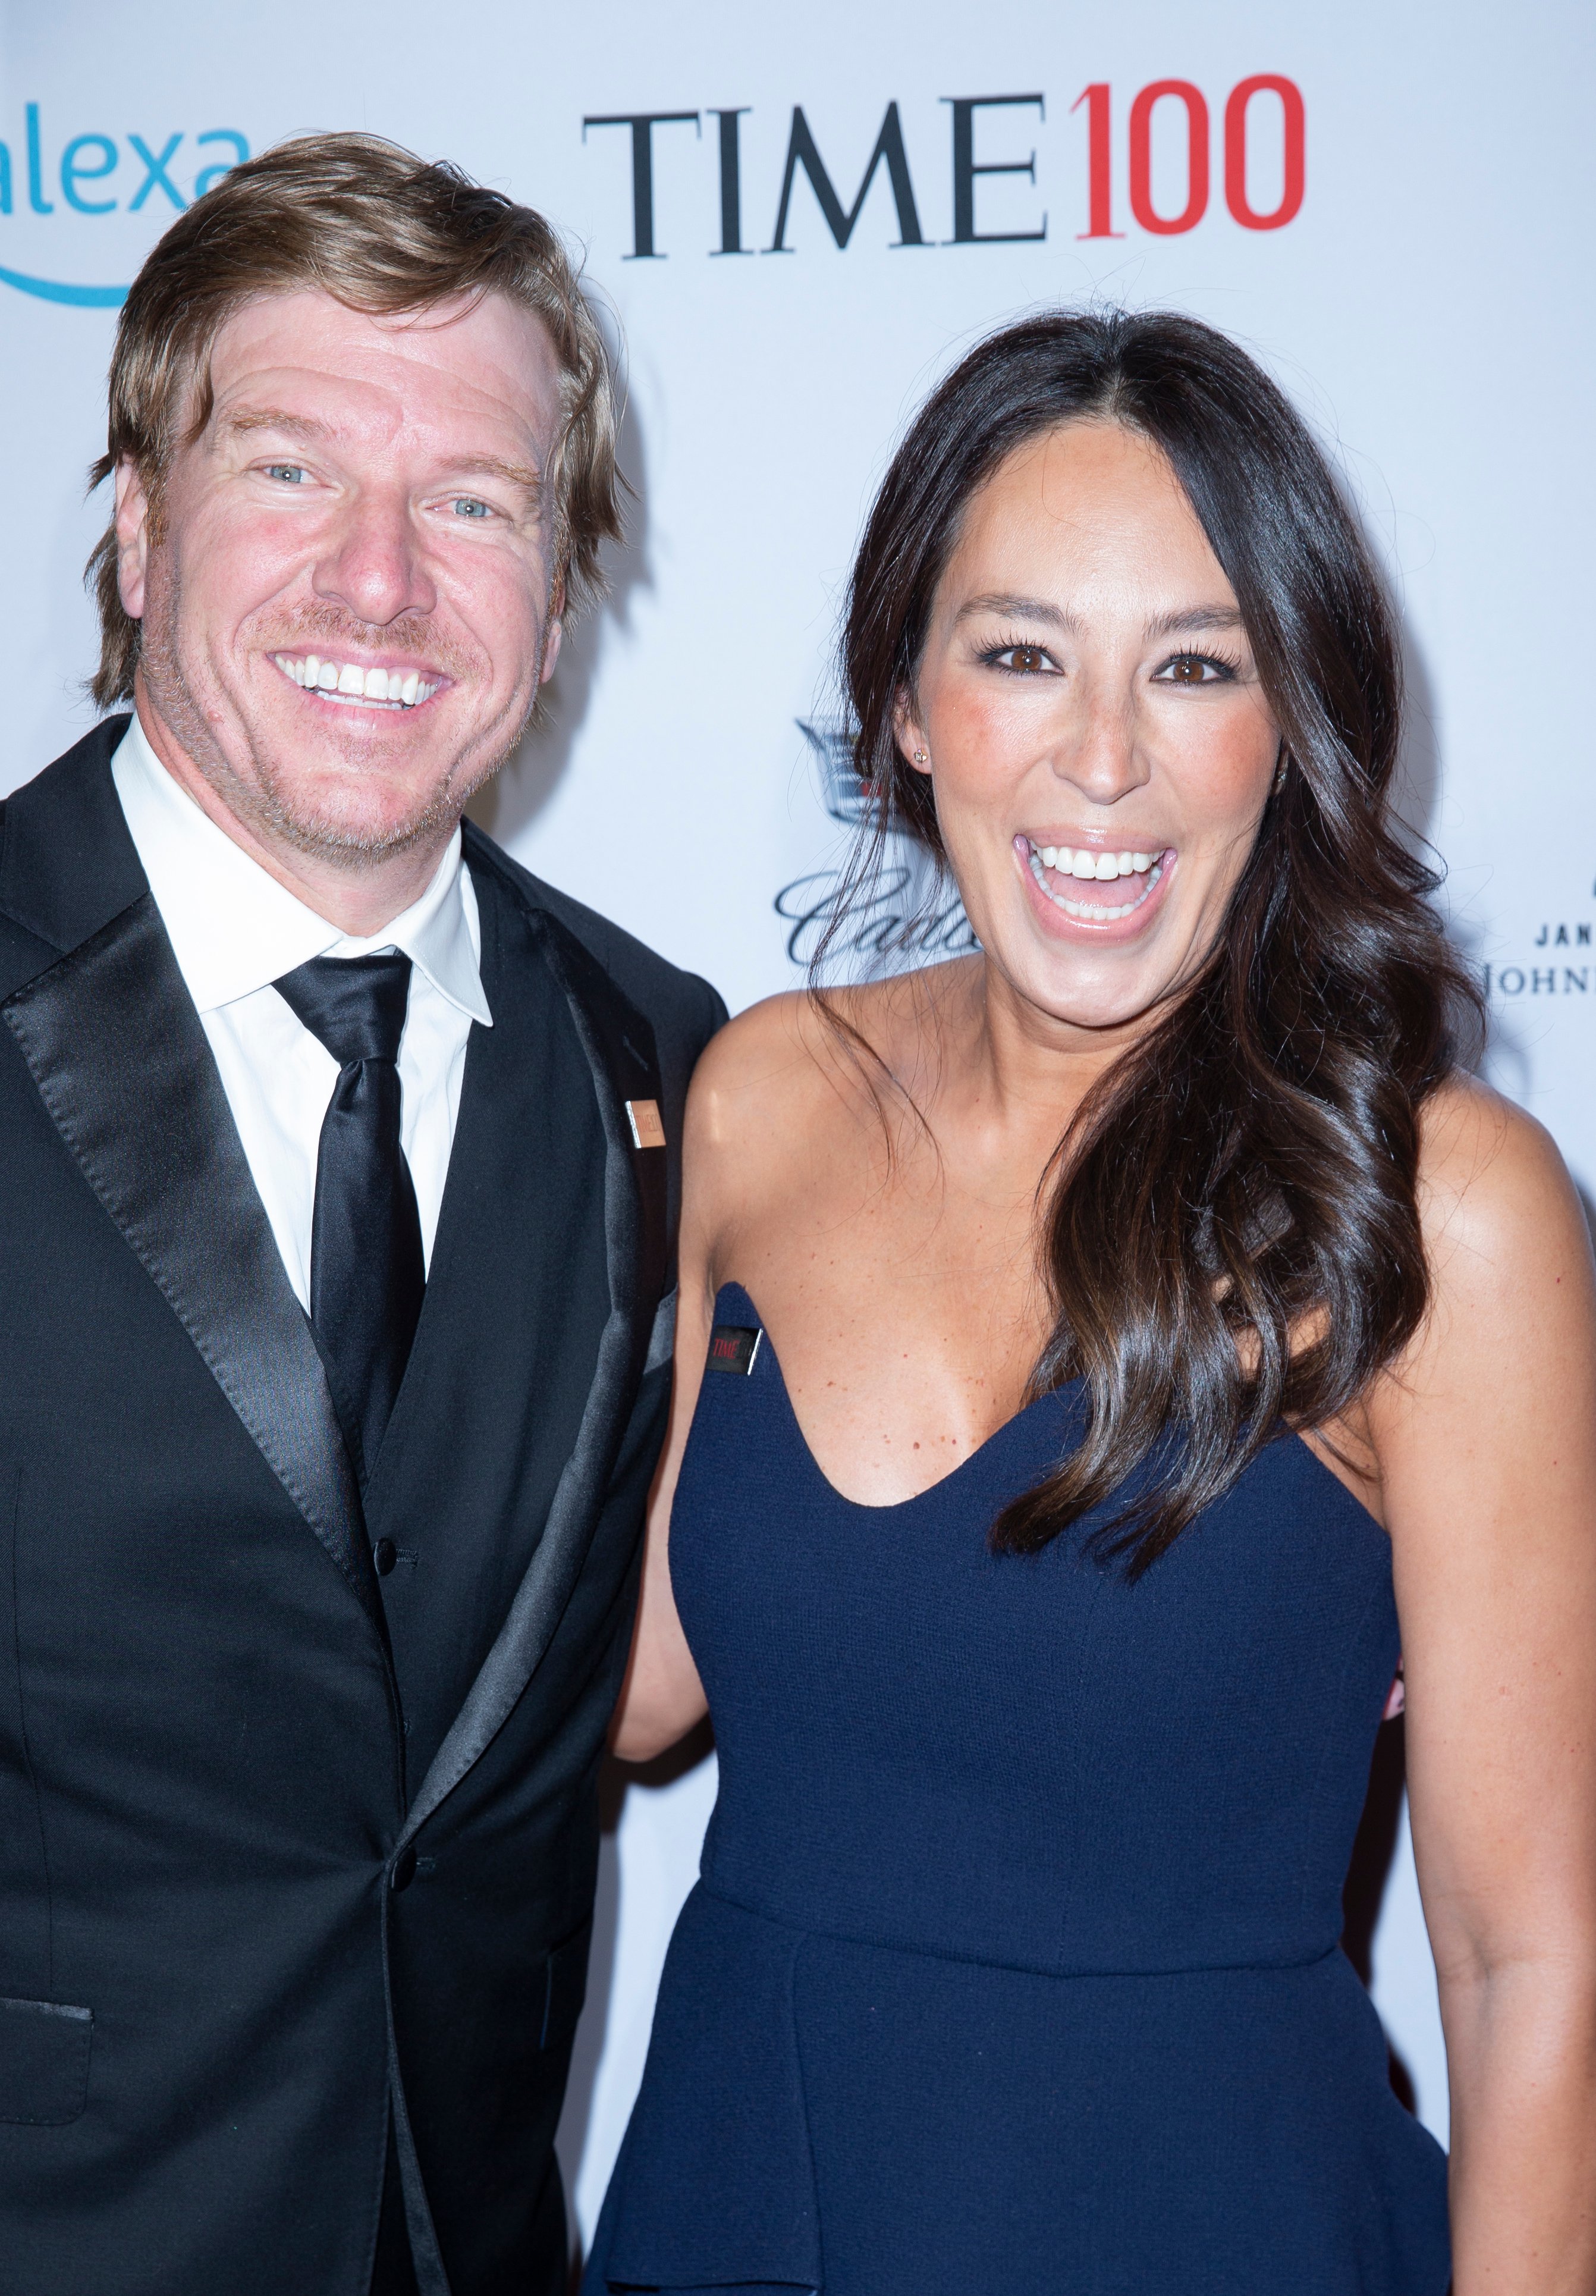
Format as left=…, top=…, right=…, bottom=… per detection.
left=87, top=132, right=622, bottom=707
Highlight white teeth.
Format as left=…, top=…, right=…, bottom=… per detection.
left=1028, top=843, right=1162, bottom=883
left=271, top=654, right=438, bottom=708
left=1027, top=841, right=1165, bottom=920
left=1025, top=839, right=1169, bottom=918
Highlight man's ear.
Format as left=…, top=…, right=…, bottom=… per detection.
left=539, top=572, right=565, bottom=685
left=113, top=458, right=151, bottom=622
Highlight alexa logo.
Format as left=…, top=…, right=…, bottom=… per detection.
left=0, top=103, right=249, bottom=307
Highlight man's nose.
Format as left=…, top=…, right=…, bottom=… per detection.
left=311, top=487, right=437, bottom=628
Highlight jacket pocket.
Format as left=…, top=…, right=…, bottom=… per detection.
left=538, top=1917, right=592, bottom=2055
left=0, top=1996, right=92, bottom=2125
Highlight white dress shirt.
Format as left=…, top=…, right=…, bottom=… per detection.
left=112, top=714, right=492, bottom=1311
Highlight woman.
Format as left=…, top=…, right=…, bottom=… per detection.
left=586, top=312, right=1596, bottom=2294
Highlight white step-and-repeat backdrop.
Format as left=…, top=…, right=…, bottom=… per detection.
left=5, top=0, right=1592, bottom=2247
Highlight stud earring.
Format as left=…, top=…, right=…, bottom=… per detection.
left=1273, top=756, right=1289, bottom=793
left=912, top=748, right=929, bottom=766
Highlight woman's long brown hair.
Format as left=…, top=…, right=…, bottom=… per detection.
left=830, top=310, right=1481, bottom=1576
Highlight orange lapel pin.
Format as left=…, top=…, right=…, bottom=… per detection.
left=625, top=1099, right=666, bottom=1149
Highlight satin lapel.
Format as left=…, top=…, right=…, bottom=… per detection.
left=1, top=893, right=378, bottom=1633
left=400, top=879, right=667, bottom=1840
left=0, top=716, right=142, bottom=956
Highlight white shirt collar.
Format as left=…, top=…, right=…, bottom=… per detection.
left=111, top=711, right=492, bottom=1027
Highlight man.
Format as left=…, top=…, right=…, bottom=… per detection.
left=0, top=136, right=722, bottom=2295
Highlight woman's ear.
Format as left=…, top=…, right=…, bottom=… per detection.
left=893, top=693, right=932, bottom=776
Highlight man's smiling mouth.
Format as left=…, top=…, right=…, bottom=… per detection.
left=271, top=652, right=441, bottom=710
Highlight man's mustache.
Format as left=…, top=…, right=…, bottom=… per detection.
left=249, top=606, right=482, bottom=681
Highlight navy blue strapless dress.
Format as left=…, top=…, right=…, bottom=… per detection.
left=585, top=1285, right=1450, bottom=2294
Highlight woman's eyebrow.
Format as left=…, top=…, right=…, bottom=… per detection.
left=954, top=592, right=1082, bottom=632
left=953, top=597, right=1246, bottom=642
left=1144, top=604, right=1246, bottom=639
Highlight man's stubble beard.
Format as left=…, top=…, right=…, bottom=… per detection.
left=136, top=564, right=544, bottom=873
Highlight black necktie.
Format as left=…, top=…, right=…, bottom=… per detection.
left=274, top=952, right=425, bottom=1483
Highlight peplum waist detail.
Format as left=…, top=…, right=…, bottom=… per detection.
left=589, top=1884, right=1450, bottom=2296
left=697, top=1805, right=1350, bottom=1977
left=695, top=1867, right=1347, bottom=1978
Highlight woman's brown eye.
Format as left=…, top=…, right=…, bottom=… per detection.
left=1009, top=646, right=1046, bottom=673
left=1170, top=656, right=1204, bottom=683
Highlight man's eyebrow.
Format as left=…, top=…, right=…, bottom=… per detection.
left=954, top=592, right=1083, bottom=633
left=219, top=407, right=332, bottom=443
left=444, top=453, right=543, bottom=493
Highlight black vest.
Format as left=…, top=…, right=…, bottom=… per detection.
left=0, top=720, right=721, bottom=2296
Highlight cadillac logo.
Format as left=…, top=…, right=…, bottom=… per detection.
left=797, top=719, right=879, bottom=826
left=776, top=720, right=978, bottom=970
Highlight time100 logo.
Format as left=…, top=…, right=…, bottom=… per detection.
left=583, top=76, right=1305, bottom=261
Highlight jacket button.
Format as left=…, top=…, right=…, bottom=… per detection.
left=373, top=1538, right=397, bottom=1577
left=389, top=1846, right=417, bottom=1893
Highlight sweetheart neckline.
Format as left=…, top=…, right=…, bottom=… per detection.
left=715, top=1281, right=1082, bottom=1518
left=711, top=1281, right=1386, bottom=1536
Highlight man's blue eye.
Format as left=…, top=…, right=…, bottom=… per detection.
left=453, top=498, right=491, bottom=519
left=265, top=464, right=305, bottom=484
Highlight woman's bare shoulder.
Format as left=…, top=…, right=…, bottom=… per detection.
left=678, top=965, right=975, bottom=1238
left=685, top=962, right=975, bottom=1143
left=684, top=989, right=837, bottom=1138
left=1416, top=1071, right=1587, bottom=1275
left=677, top=990, right=854, bottom=1231
left=1395, top=1071, right=1596, bottom=1389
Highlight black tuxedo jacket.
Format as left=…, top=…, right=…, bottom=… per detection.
left=0, top=719, right=724, bottom=2295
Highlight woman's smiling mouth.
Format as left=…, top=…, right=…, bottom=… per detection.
left=1016, top=834, right=1174, bottom=924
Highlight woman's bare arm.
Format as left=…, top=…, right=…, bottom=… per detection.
left=609, top=1000, right=815, bottom=1761
left=1373, top=1080, right=1596, bottom=2294
left=609, top=1254, right=713, bottom=1760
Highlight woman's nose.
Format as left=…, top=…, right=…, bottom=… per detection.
left=1051, top=690, right=1150, bottom=807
